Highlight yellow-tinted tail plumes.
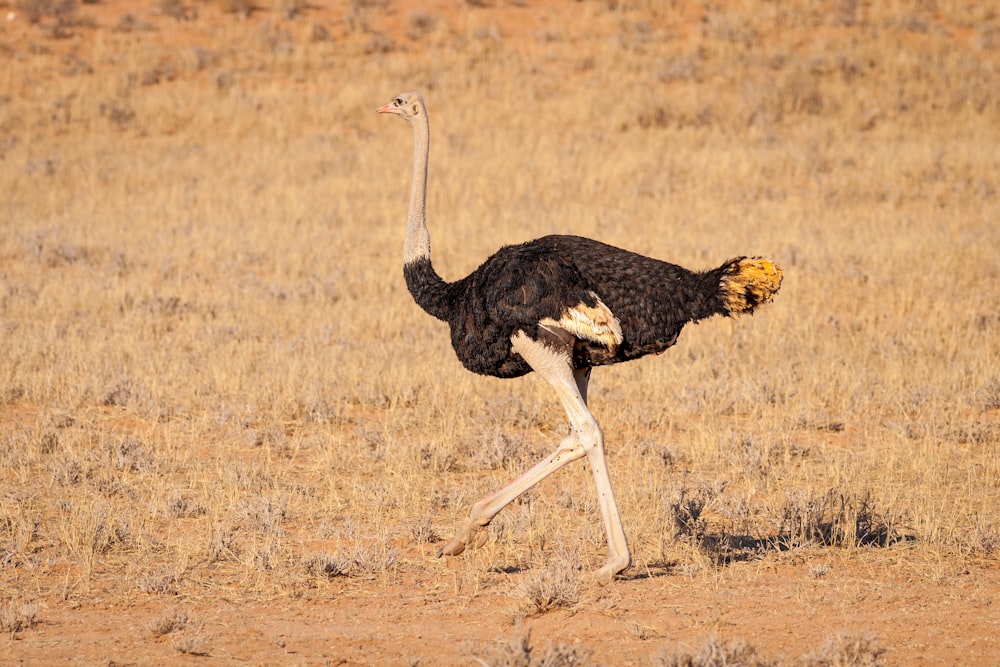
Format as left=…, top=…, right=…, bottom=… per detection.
left=720, top=257, right=783, bottom=315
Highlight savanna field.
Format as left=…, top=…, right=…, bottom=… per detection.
left=1, top=0, right=998, bottom=664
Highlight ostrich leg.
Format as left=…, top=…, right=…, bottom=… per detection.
left=567, top=363, right=631, bottom=581
left=436, top=333, right=631, bottom=580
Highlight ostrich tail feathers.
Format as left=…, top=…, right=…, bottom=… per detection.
left=719, top=257, right=783, bottom=316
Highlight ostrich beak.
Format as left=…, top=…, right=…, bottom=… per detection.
left=376, top=102, right=397, bottom=114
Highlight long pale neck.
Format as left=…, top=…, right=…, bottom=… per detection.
left=401, top=104, right=449, bottom=322
left=404, top=110, right=432, bottom=265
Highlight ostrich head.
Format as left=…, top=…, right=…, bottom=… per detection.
left=376, top=92, right=425, bottom=122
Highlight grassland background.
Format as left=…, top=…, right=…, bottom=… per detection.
left=1, top=0, right=999, bottom=664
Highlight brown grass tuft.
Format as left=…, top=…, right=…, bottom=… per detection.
left=658, top=636, right=774, bottom=667
left=514, top=562, right=581, bottom=617
left=0, top=599, right=39, bottom=633
left=475, top=627, right=592, bottom=667
left=802, top=634, right=886, bottom=667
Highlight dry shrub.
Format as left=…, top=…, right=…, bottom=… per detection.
left=346, top=538, right=399, bottom=578
left=472, top=428, right=538, bottom=472
left=658, top=636, right=774, bottom=667
left=0, top=599, right=39, bottom=633
left=0, top=503, right=40, bottom=569
left=669, top=483, right=724, bottom=541
left=514, top=563, right=581, bottom=617
left=406, top=10, right=438, bottom=40
left=776, top=490, right=902, bottom=549
left=221, top=0, right=255, bottom=19
left=135, top=566, right=179, bottom=595
left=161, top=488, right=206, bottom=519
left=475, top=627, right=591, bottom=667
left=301, top=538, right=400, bottom=581
left=18, top=0, right=76, bottom=24
left=662, top=485, right=906, bottom=567
left=972, top=521, right=999, bottom=556
left=277, top=0, right=307, bottom=20
left=657, top=634, right=884, bottom=667
left=410, top=515, right=441, bottom=544
left=302, top=551, right=352, bottom=579
left=309, top=21, right=332, bottom=42
left=147, top=609, right=209, bottom=655
left=146, top=609, right=191, bottom=636
left=158, top=0, right=193, bottom=21
left=801, top=634, right=885, bottom=667
left=65, top=501, right=134, bottom=558
left=173, top=630, right=210, bottom=656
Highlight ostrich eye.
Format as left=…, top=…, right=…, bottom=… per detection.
left=394, top=98, right=403, bottom=106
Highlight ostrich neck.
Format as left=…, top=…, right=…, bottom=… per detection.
left=404, top=112, right=432, bottom=265
left=400, top=107, right=449, bottom=322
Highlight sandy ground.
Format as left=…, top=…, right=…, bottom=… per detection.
left=12, top=553, right=1000, bottom=664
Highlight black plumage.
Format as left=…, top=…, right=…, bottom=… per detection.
left=404, top=234, right=757, bottom=379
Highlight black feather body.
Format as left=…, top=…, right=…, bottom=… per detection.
left=403, top=235, right=737, bottom=379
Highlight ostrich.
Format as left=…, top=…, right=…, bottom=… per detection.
left=377, top=92, right=782, bottom=581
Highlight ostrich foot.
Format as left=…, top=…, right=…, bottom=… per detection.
left=435, top=521, right=490, bottom=558
left=591, top=554, right=631, bottom=584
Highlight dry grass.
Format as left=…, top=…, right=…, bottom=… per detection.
left=0, top=0, right=998, bottom=662
left=513, top=560, right=582, bottom=617
left=657, top=633, right=885, bottom=667
left=0, top=598, right=39, bottom=633
left=658, top=636, right=773, bottom=667
left=476, top=627, right=592, bottom=667
left=146, top=608, right=210, bottom=655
